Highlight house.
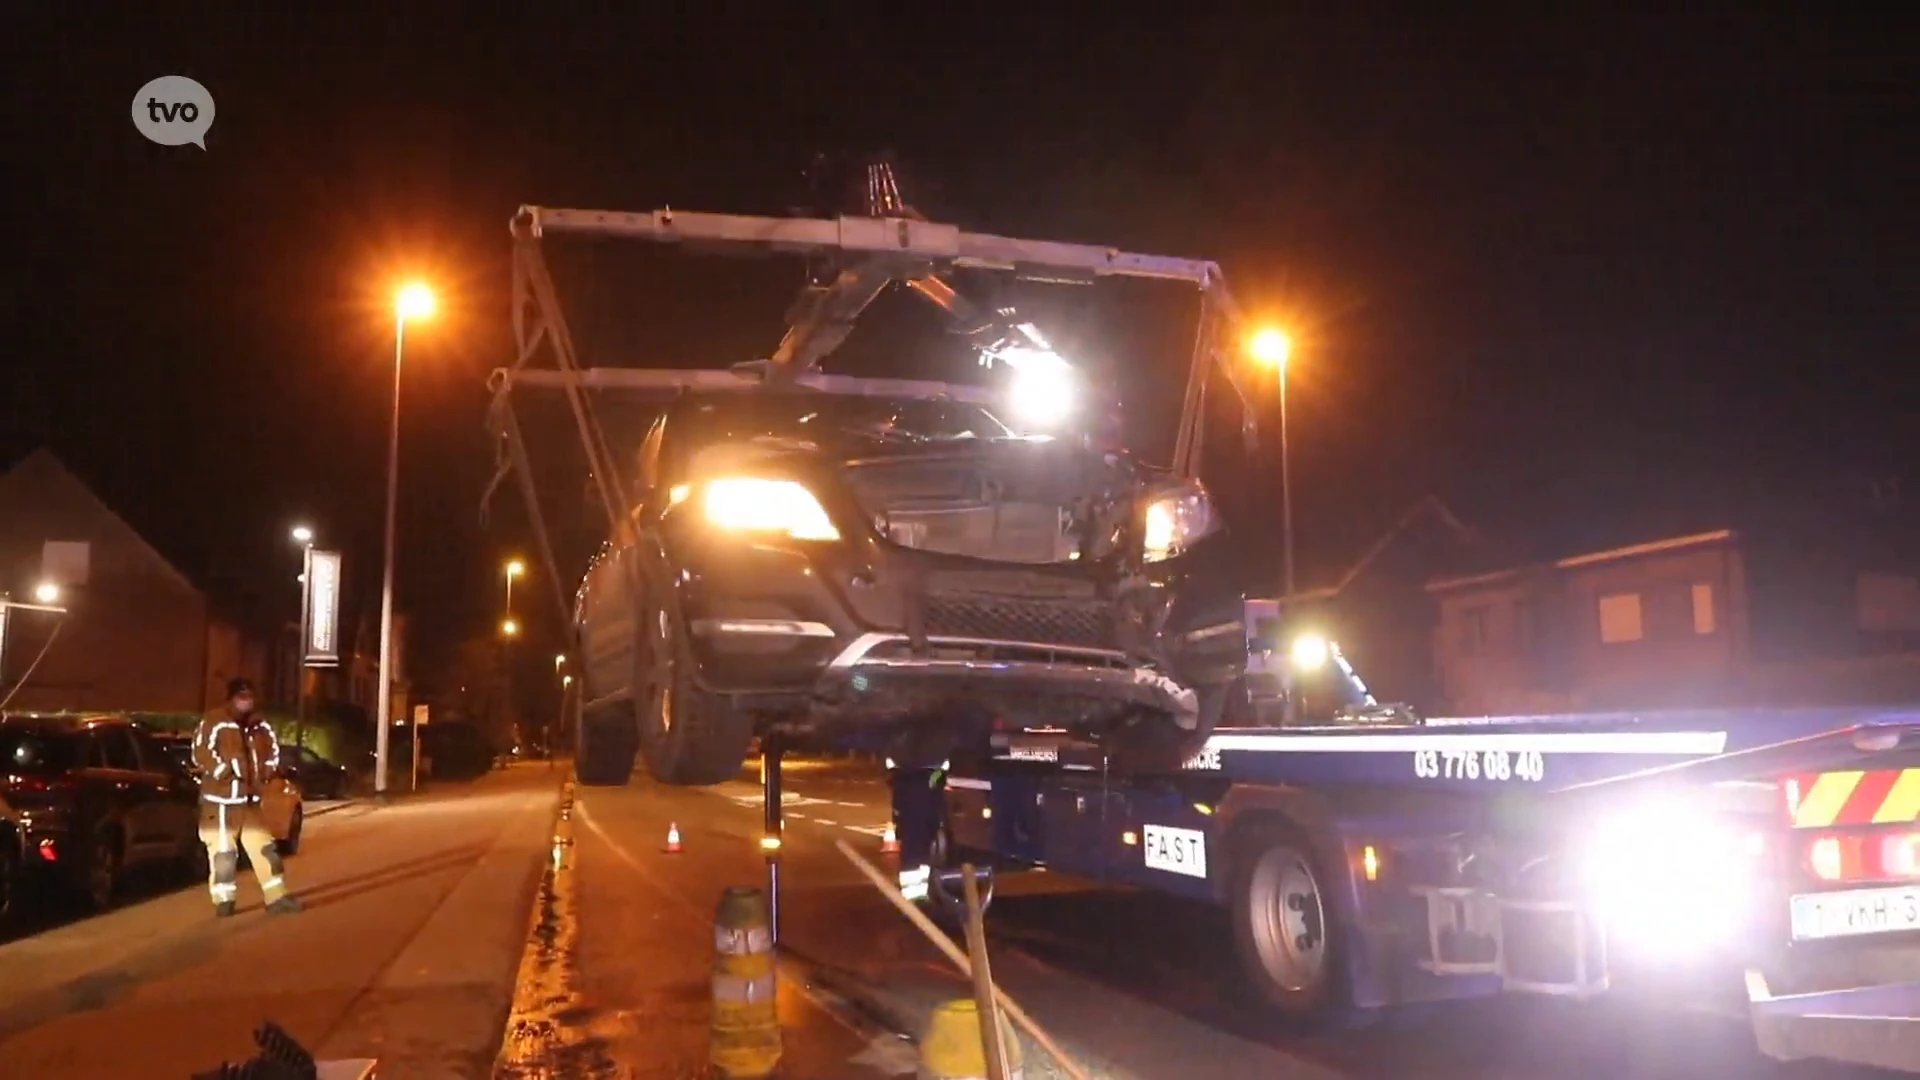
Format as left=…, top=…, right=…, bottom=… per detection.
left=0, top=449, right=269, bottom=713
left=1427, top=530, right=1748, bottom=715
left=1426, top=515, right=1920, bottom=715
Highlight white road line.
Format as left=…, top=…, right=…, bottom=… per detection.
left=813, top=819, right=839, bottom=827
left=832, top=800, right=863, bottom=808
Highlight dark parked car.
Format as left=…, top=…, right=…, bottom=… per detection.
left=280, top=744, right=349, bottom=800
left=572, top=385, right=1246, bottom=787
left=0, top=714, right=203, bottom=914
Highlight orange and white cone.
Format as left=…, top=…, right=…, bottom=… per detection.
left=881, top=823, right=900, bottom=854
left=664, top=822, right=683, bottom=853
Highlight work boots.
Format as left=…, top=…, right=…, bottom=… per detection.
left=266, top=895, right=304, bottom=915
left=215, top=901, right=236, bottom=918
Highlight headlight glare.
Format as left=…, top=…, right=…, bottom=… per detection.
left=1141, top=484, right=1217, bottom=562
left=702, top=478, right=840, bottom=541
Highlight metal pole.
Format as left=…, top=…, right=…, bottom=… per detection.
left=411, top=707, right=421, bottom=792
left=294, top=544, right=311, bottom=751
left=375, top=315, right=404, bottom=799
left=1279, top=363, right=1298, bottom=726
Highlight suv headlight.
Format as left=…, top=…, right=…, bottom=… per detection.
left=1141, top=482, right=1218, bottom=562
left=702, top=478, right=841, bottom=541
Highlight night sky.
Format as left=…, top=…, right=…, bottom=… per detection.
left=5, top=9, right=1914, bottom=689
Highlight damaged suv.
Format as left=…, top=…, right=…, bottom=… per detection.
left=490, top=163, right=1266, bottom=786
left=567, top=374, right=1246, bottom=784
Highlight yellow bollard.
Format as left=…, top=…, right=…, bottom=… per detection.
left=920, top=998, right=1024, bottom=1080
left=711, top=886, right=782, bottom=1078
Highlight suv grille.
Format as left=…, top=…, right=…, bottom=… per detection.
left=921, top=595, right=1116, bottom=650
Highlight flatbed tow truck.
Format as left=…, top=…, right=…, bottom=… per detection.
left=882, top=626, right=1920, bottom=1073
left=486, top=159, right=1920, bottom=1073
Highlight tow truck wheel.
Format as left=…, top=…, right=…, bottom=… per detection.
left=576, top=703, right=639, bottom=786
left=1231, top=823, right=1348, bottom=1022
left=638, top=614, right=755, bottom=786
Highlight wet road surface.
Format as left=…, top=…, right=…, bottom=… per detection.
left=0, top=765, right=561, bottom=1078
left=552, top=755, right=1905, bottom=1079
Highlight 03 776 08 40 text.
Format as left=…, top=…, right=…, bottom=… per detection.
left=1413, top=748, right=1546, bottom=783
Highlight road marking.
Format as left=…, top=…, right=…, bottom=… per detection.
left=814, top=819, right=839, bottom=827
left=833, top=800, right=864, bottom=808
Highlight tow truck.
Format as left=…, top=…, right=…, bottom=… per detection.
left=891, top=622, right=1920, bottom=1073
left=484, top=158, right=1920, bottom=1072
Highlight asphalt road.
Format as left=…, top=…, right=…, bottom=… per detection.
left=0, top=765, right=561, bottom=1078
left=546, top=755, right=1904, bottom=1080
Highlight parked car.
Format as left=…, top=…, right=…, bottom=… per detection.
left=146, top=730, right=307, bottom=855
left=0, top=714, right=204, bottom=913
left=280, top=744, right=349, bottom=801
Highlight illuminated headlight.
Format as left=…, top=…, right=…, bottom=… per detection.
left=1142, top=483, right=1218, bottom=562
left=702, top=478, right=840, bottom=541
left=1007, top=360, right=1076, bottom=428
left=1291, top=633, right=1330, bottom=671
left=1580, top=797, right=1766, bottom=953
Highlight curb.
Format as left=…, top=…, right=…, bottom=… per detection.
left=306, top=800, right=357, bottom=818
left=781, top=946, right=933, bottom=1044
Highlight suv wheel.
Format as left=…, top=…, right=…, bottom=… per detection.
left=81, top=827, right=122, bottom=912
left=638, top=608, right=755, bottom=786
left=576, top=699, right=639, bottom=786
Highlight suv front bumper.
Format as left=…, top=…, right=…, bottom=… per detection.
left=668, top=529, right=1245, bottom=730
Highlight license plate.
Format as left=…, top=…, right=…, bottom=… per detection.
left=1790, top=886, right=1920, bottom=941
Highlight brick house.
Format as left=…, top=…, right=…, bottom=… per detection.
left=0, top=449, right=267, bottom=713
left=1427, top=520, right=1920, bottom=715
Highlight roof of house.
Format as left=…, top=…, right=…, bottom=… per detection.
left=1425, top=528, right=1737, bottom=594
left=0, top=448, right=199, bottom=594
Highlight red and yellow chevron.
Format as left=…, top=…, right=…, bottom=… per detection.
left=1783, top=769, right=1920, bottom=829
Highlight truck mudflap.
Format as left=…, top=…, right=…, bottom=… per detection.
left=1748, top=967, right=1920, bottom=1073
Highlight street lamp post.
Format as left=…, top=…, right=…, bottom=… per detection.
left=1249, top=326, right=1297, bottom=723
left=290, top=525, right=314, bottom=750
left=376, top=282, right=435, bottom=800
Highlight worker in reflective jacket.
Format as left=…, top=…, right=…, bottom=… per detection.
left=192, top=678, right=303, bottom=917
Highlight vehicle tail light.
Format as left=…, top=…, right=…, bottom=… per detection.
left=36, top=837, right=57, bottom=861
left=4, top=773, right=74, bottom=794
left=1804, top=829, right=1920, bottom=884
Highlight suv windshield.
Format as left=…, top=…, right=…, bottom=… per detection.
left=677, top=392, right=1010, bottom=446
left=1, top=728, right=78, bottom=774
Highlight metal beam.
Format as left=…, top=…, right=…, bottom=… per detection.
left=490, top=366, right=1002, bottom=405
left=514, top=206, right=1228, bottom=289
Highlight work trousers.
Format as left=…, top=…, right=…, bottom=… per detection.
left=198, top=800, right=288, bottom=907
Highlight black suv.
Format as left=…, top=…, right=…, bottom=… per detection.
left=1, top=714, right=203, bottom=917
left=572, top=384, right=1246, bottom=786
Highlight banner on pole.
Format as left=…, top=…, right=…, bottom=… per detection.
left=305, top=550, right=343, bottom=666
left=412, top=704, right=429, bottom=726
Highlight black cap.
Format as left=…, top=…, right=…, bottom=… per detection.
left=226, top=677, right=257, bottom=699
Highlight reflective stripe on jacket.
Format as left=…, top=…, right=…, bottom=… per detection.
left=191, top=710, right=281, bottom=804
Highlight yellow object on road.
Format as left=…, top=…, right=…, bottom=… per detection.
left=710, top=885, right=781, bottom=1078
left=921, top=999, right=1023, bottom=1080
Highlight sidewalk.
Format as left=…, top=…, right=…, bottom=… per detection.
left=0, top=767, right=563, bottom=1078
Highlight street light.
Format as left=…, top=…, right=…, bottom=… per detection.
left=555, top=654, right=565, bottom=671
left=31, top=582, right=59, bottom=605
left=504, top=559, right=526, bottom=615
left=502, top=618, right=519, bottom=638
left=290, top=525, right=316, bottom=750
left=376, top=280, right=436, bottom=800
left=1249, top=323, right=1300, bottom=723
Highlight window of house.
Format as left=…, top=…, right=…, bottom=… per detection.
left=1458, top=605, right=1490, bottom=655
left=1691, top=583, right=1716, bottom=635
left=1598, top=592, right=1643, bottom=644
left=1859, top=574, right=1920, bottom=633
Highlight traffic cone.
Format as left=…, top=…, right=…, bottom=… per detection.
left=665, top=822, right=683, bottom=853
left=881, top=823, right=899, bottom=854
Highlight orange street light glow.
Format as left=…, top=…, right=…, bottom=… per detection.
left=506, top=559, right=526, bottom=579
left=1248, top=327, right=1292, bottom=369
left=32, top=581, right=60, bottom=605
left=501, top=618, right=520, bottom=637
left=396, top=282, right=436, bottom=321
